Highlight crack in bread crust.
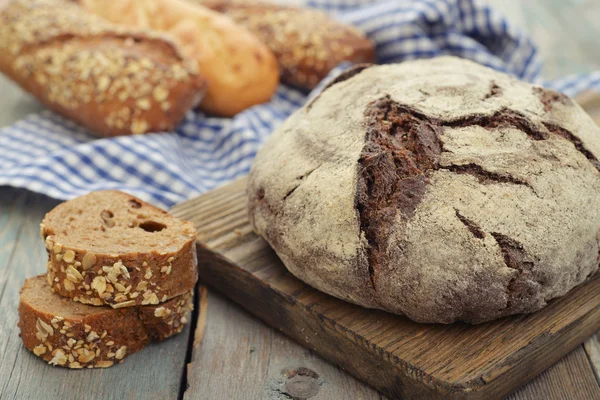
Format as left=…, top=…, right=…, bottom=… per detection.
left=490, top=232, right=541, bottom=311
left=455, top=209, right=486, bottom=239
left=440, top=163, right=536, bottom=192
left=543, top=122, right=600, bottom=172
left=355, top=94, right=585, bottom=294
left=247, top=59, right=600, bottom=324
left=305, top=64, right=374, bottom=111
left=357, top=96, right=442, bottom=290
left=282, top=166, right=320, bottom=201
left=443, top=108, right=548, bottom=140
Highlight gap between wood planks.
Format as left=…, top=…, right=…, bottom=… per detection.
left=179, top=282, right=208, bottom=399
left=584, top=335, right=600, bottom=386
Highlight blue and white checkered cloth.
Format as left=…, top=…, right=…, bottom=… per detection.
left=2, top=0, right=600, bottom=209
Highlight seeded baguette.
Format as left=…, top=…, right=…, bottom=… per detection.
left=0, top=0, right=206, bottom=137
left=77, top=0, right=280, bottom=117
left=41, top=190, right=198, bottom=308
left=19, top=275, right=194, bottom=369
left=192, top=0, right=376, bottom=89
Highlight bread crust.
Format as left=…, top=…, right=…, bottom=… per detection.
left=78, top=0, right=280, bottom=117
left=248, top=57, right=600, bottom=324
left=18, top=276, right=193, bottom=369
left=41, top=190, right=198, bottom=308
left=195, top=0, right=376, bottom=90
left=0, top=0, right=206, bottom=137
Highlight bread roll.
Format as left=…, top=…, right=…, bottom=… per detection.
left=193, top=0, right=376, bottom=89
left=41, top=190, right=198, bottom=308
left=18, top=275, right=193, bottom=368
left=0, top=0, right=206, bottom=137
left=248, top=57, right=600, bottom=324
left=78, top=0, right=280, bottom=117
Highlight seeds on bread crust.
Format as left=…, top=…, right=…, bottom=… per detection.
left=0, top=0, right=205, bottom=137
left=19, top=276, right=194, bottom=368
left=197, top=0, right=375, bottom=89
left=41, top=190, right=198, bottom=308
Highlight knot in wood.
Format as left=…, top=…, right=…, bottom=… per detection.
left=284, top=367, right=320, bottom=399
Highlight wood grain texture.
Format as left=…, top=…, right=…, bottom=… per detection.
left=584, top=334, right=600, bottom=387
left=0, top=188, right=191, bottom=400
left=172, top=177, right=600, bottom=400
left=507, top=347, right=600, bottom=400
left=184, top=288, right=382, bottom=400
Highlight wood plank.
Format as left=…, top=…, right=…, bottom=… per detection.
left=584, top=333, right=600, bottom=387
left=0, top=190, right=191, bottom=400
left=183, top=288, right=382, bottom=400
left=172, top=176, right=600, bottom=400
left=0, top=188, right=28, bottom=294
left=507, top=346, right=600, bottom=400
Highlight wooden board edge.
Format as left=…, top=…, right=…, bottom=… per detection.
left=196, top=244, right=440, bottom=399
left=196, top=242, right=600, bottom=400
left=475, top=292, right=600, bottom=399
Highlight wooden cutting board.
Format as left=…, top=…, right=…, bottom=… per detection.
left=171, top=176, right=600, bottom=400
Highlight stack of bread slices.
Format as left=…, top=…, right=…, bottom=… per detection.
left=18, top=191, right=198, bottom=369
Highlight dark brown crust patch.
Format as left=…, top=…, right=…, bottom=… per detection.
left=533, top=87, right=572, bottom=112
left=356, top=96, right=442, bottom=289
left=483, top=82, right=502, bottom=100
left=492, top=233, right=534, bottom=272
left=355, top=94, right=587, bottom=294
left=455, top=209, right=486, bottom=239
left=490, top=233, right=539, bottom=311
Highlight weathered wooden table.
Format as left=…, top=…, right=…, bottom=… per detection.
left=2, top=2, right=600, bottom=398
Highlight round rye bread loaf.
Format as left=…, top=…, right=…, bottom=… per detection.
left=41, top=190, right=198, bottom=308
left=247, top=57, right=600, bottom=324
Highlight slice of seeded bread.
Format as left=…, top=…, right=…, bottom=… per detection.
left=18, top=275, right=193, bottom=369
left=41, top=190, right=198, bottom=308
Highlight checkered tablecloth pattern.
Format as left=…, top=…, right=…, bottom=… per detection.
left=1, top=0, right=599, bottom=208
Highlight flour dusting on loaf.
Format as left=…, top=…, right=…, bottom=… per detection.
left=248, top=57, right=600, bottom=324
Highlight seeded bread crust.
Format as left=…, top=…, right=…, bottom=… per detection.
left=248, top=57, right=600, bottom=324
left=193, top=0, right=375, bottom=90
left=19, top=276, right=193, bottom=369
left=0, top=0, right=206, bottom=137
left=41, top=190, right=198, bottom=308
left=77, top=0, right=280, bottom=117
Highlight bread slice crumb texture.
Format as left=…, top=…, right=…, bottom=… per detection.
left=42, top=190, right=195, bottom=254
left=41, top=190, right=198, bottom=307
left=18, top=275, right=193, bottom=368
